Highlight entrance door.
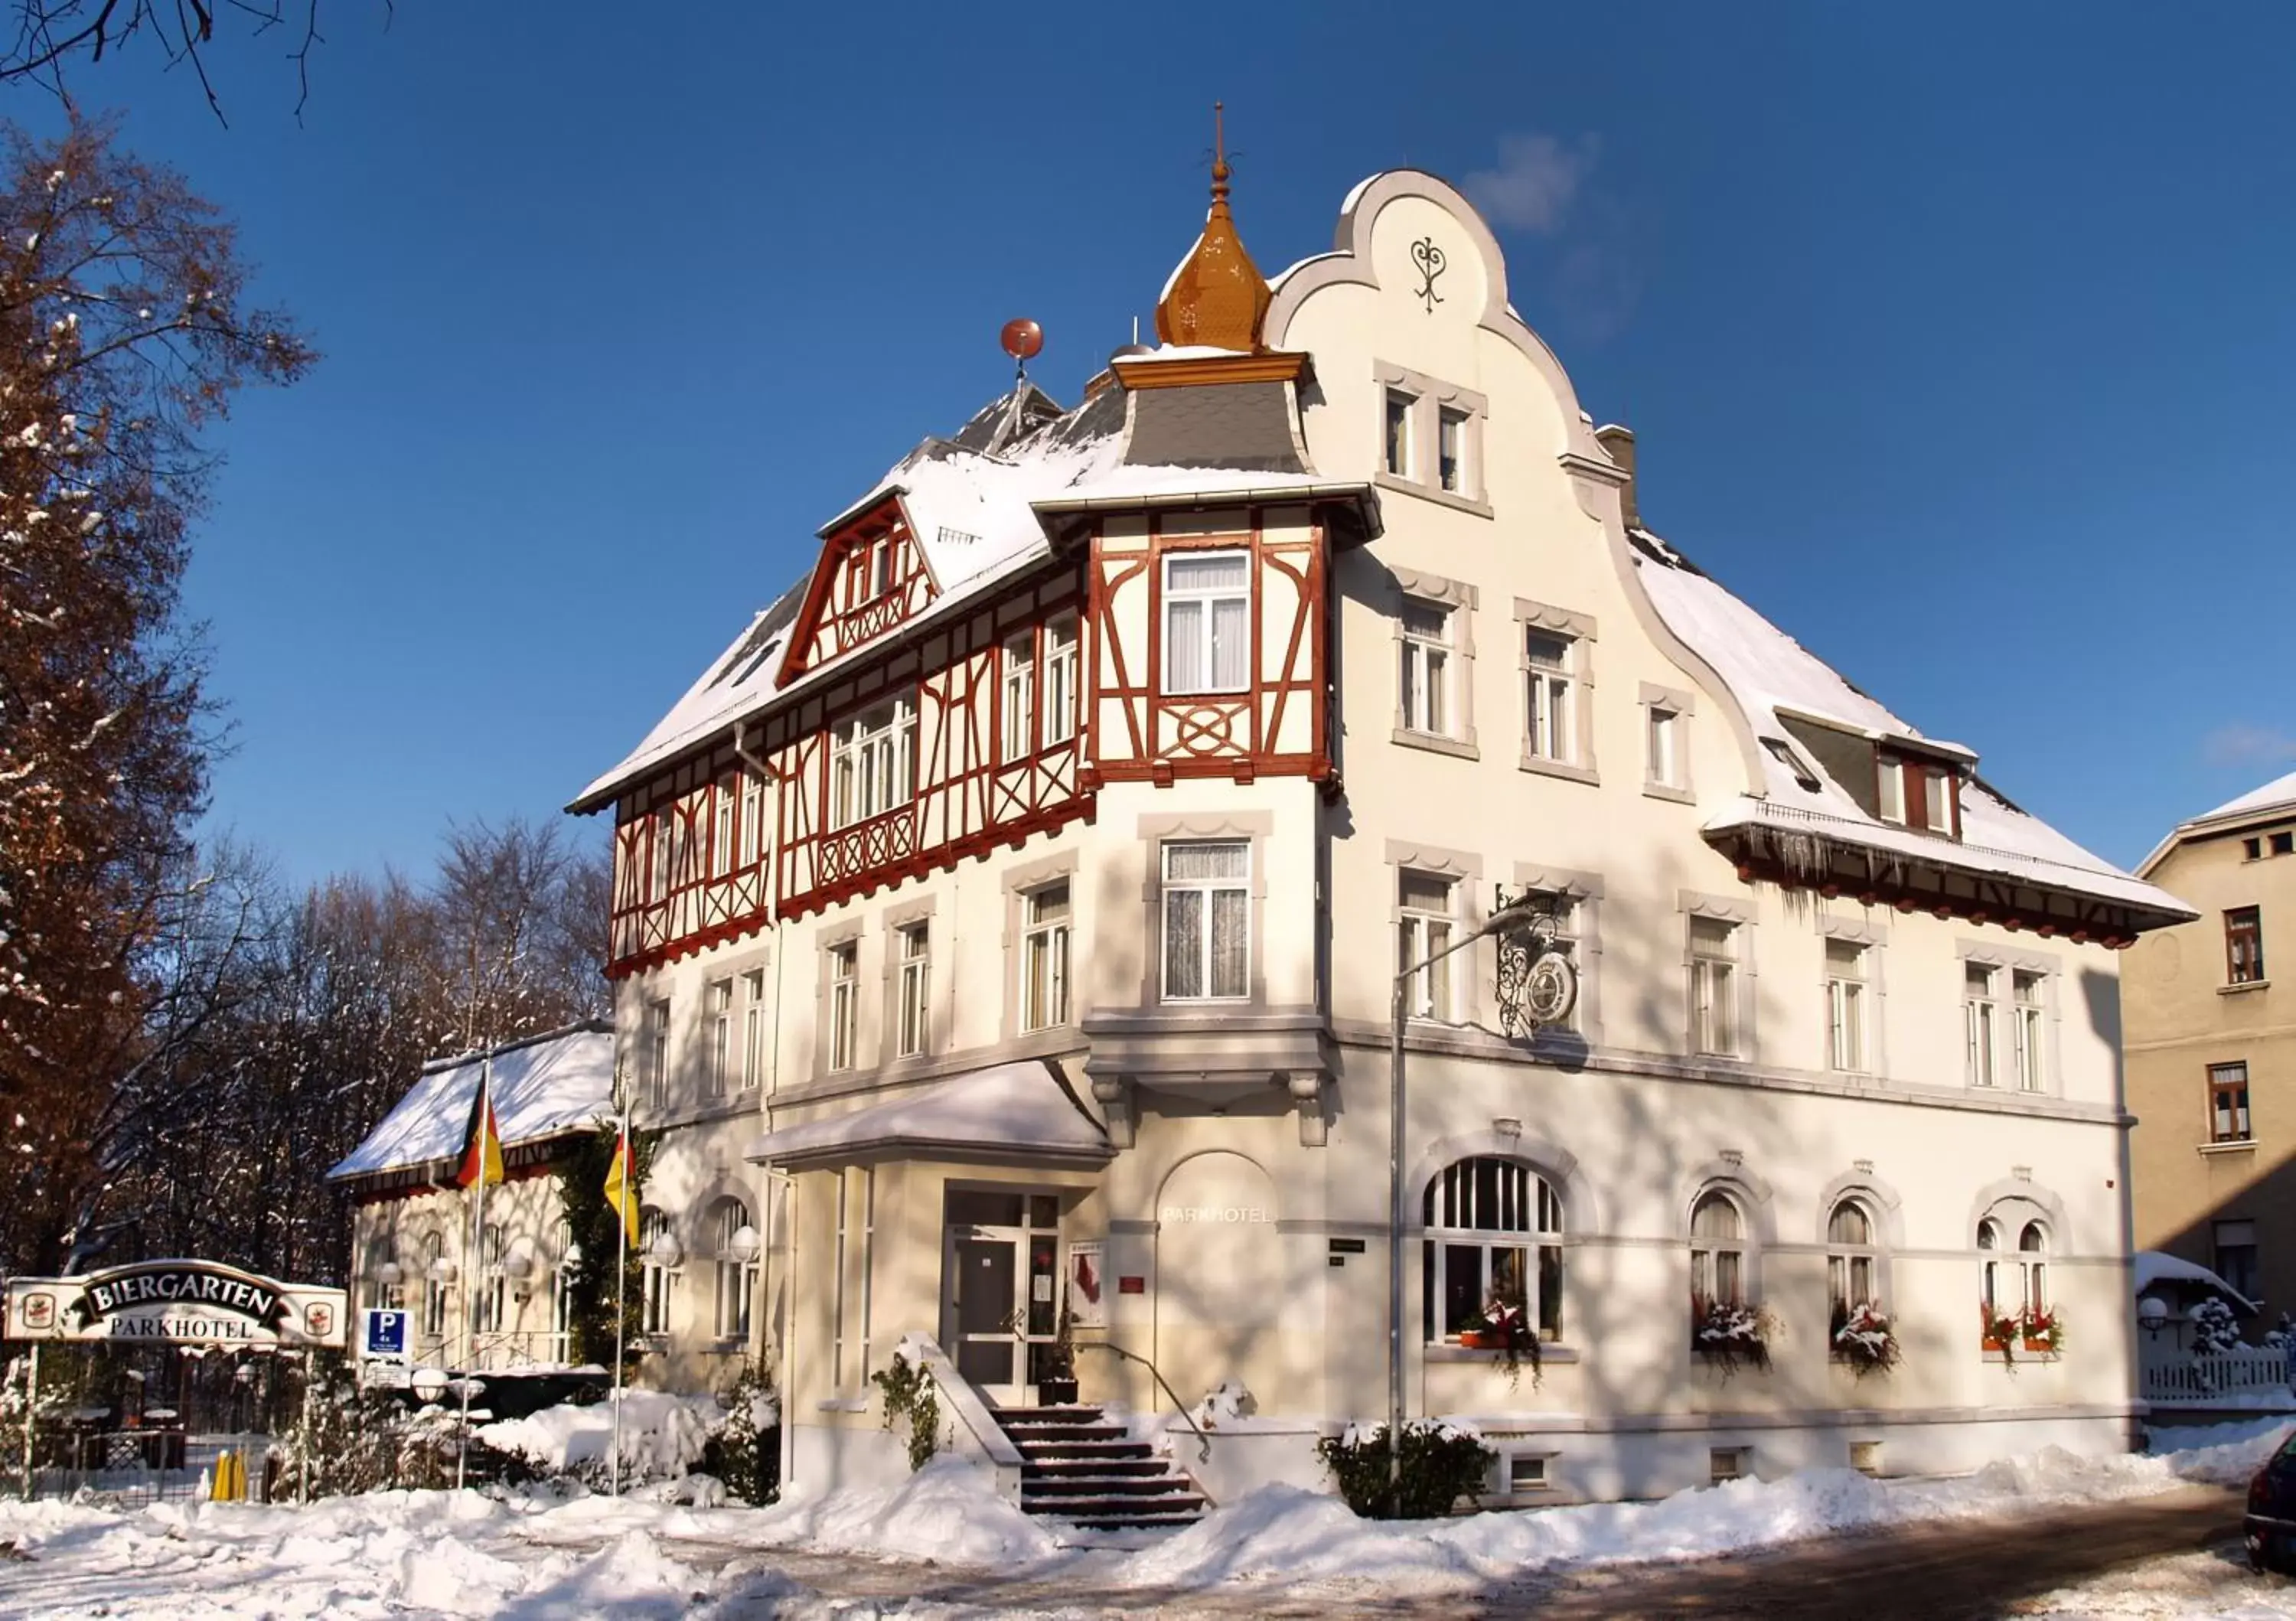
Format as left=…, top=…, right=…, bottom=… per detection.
left=950, top=1232, right=1022, bottom=1399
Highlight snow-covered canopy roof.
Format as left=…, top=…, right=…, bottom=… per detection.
left=2138, top=768, right=2296, bottom=877
left=2134, top=1249, right=2259, bottom=1313
left=328, top=1023, right=615, bottom=1184
left=747, top=1060, right=1109, bottom=1169
left=569, top=383, right=1365, bottom=815
left=1632, top=531, right=2191, bottom=925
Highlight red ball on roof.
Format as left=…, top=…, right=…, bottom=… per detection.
left=1000, top=318, right=1045, bottom=361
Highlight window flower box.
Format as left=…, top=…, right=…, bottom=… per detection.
left=1457, top=1298, right=1542, bottom=1388
left=2020, top=1306, right=2064, bottom=1357
left=1831, top=1300, right=1901, bottom=1378
left=1981, top=1304, right=2022, bottom=1363
left=1691, top=1294, right=1774, bottom=1378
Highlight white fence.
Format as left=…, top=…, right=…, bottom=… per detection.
left=2141, top=1343, right=2292, bottom=1403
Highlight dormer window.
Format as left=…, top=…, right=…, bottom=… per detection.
left=1764, top=738, right=1821, bottom=794
left=1876, top=755, right=1960, bottom=838
left=1876, top=760, right=1906, bottom=824
left=1922, top=768, right=1952, bottom=831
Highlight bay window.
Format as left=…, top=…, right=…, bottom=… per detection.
left=1001, top=634, right=1035, bottom=763
left=830, top=696, right=917, bottom=830
left=1043, top=616, right=1079, bottom=745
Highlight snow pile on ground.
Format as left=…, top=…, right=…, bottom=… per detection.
left=720, top=1453, right=1062, bottom=1567
left=475, top=1390, right=719, bottom=1481
left=1121, top=1425, right=2296, bottom=1594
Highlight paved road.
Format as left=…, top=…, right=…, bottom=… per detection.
left=693, top=1482, right=2253, bottom=1617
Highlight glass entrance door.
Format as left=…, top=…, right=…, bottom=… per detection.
left=951, top=1233, right=1022, bottom=1397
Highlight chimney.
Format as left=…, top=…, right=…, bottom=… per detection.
left=1594, top=423, right=1639, bottom=530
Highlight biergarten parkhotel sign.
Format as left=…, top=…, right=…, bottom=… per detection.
left=3, top=1260, right=347, bottom=1349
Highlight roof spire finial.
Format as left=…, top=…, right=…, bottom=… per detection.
left=1153, top=100, right=1270, bottom=352
left=1212, top=100, right=1230, bottom=207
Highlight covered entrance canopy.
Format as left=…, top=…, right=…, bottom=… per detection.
left=745, top=1059, right=1110, bottom=1170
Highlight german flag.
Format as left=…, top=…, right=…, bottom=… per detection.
left=456, top=1069, right=505, bottom=1189
left=603, top=1127, right=639, bottom=1247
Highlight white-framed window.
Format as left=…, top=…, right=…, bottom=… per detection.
left=712, top=777, right=735, bottom=878
left=1163, top=840, right=1250, bottom=1002
left=652, top=807, right=678, bottom=900
left=1043, top=615, right=1080, bottom=746
left=1384, top=388, right=1415, bottom=478
left=827, top=942, right=858, bottom=1071
left=1690, top=1190, right=1746, bottom=1306
left=2011, top=971, right=2045, bottom=1092
left=830, top=696, right=918, bottom=830
left=1020, top=881, right=1071, bottom=1032
left=1922, top=767, right=1955, bottom=834
left=1398, top=598, right=1453, bottom=737
left=1690, top=917, right=1740, bottom=1057
left=640, top=1207, right=674, bottom=1336
left=1162, top=551, right=1250, bottom=696
left=2017, top=1221, right=2049, bottom=1316
left=896, top=921, right=930, bottom=1058
left=741, top=969, right=765, bottom=1091
left=550, top=1220, right=575, bottom=1355
left=1826, top=1199, right=1878, bottom=1312
left=1876, top=760, right=1906, bottom=824
left=644, top=997, right=670, bottom=1108
left=1424, top=1157, right=1564, bottom=1343
left=739, top=774, right=764, bottom=868
left=474, top=1223, right=506, bottom=1335
left=1523, top=630, right=1578, bottom=764
left=711, top=1196, right=756, bottom=1342
left=1001, top=633, right=1035, bottom=763
left=1964, top=964, right=1999, bottom=1088
left=706, top=977, right=732, bottom=1100
left=1437, top=405, right=1471, bottom=494
left=1646, top=705, right=1682, bottom=789
left=1978, top=1217, right=2005, bottom=1318
left=1825, top=940, right=1867, bottom=1073
left=420, top=1232, right=448, bottom=1342
left=1397, top=869, right=1457, bottom=1021
left=2212, top=1062, right=2253, bottom=1143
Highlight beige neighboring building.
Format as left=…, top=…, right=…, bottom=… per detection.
left=556, top=162, right=2193, bottom=1510
left=2128, top=772, right=2296, bottom=1317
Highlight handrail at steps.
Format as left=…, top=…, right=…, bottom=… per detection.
left=1075, top=1340, right=1212, bottom=1463
left=890, top=1332, right=1026, bottom=1503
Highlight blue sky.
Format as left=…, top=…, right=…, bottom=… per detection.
left=30, top=2, right=2296, bottom=881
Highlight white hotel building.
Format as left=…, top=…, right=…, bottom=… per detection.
left=555, top=161, right=2190, bottom=1509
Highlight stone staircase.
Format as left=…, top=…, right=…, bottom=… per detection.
left=993, top=1404, right=1208, bottom=1531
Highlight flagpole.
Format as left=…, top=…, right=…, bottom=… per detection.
left=458, top=1053, right=491, bottom=1492
left=611, top=1095, right=629, bottom=1499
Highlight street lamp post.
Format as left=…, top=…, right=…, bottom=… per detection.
left=1388, top=899, right=1543, bottom=1515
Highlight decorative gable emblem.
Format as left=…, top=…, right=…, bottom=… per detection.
left=1411, top=236, right=1446, bottom=313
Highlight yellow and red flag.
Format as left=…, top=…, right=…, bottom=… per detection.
left=455, top=1071, right=505, bottom=1189
left=603, top=1127, right=639, bottom=1247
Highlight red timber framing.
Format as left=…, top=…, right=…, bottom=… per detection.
left=1081, top=504, right=1332, bottom=791
left=776, top=493, right=939, bottom=688
left=608, top=748, right=773, bottom=970
left=772, top=566, right=1091, bottom=921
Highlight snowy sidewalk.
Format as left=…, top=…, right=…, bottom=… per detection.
left=0, top=1424, right=2287, bottom=1619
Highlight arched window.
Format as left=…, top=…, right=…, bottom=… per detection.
left=2018, top=1221, right=2049, bottom=1315
left=1423, top=1157, right=1564, bottom=1344
left=420, top=1231, right=449, bottom=1342
left=709, top=1195, right=757, bottom=1342
left=1977, top=1217, right=2004, bottom=1315
left=640, top=1205, right=676, bottom=1336
left=550, top=1219, right=576, bottom=1354
left=1690, top=1191, right=1747, bottom=1306
left=1826, top=1199, right=1878, bottom=1310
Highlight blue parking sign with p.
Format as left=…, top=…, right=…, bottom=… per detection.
left=364, top=1308, right=407, bottom=1360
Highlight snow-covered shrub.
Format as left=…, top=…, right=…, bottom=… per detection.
left=2265, top=1312, right=2292, bottom=1350
left=869, top=1352, right=943, bottom=1473
left=702, top=1361, right=781, bottom=1504
left=1316, top=1419, right=1495, bottom=1520
left=476, top=1389, right=714, bottom=1490
left=2190, top=1296, right=2245, bottom=1355
left=1691, top=1296, right=1773, bottom=1376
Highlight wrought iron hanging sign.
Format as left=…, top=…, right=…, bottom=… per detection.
left=1493, top=886, right=1579, bottom=1037
left=3, top=1260, right=348, bottom=1349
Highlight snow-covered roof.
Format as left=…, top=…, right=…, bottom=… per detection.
left=748, top=1060, right=1109, bottom=1169
left=328, top=1023, right=615, bottom=1183
left=2135, top=1250, right=2260, bottom=1313
left=2137, top=769, right=2296, bottom=877
left=572, top=385, right=1364, bottom=816
left=1632, top=531, right=2191, bottom=924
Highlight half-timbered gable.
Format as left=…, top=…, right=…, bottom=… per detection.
left=775, top=492, right=940, bottom=687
